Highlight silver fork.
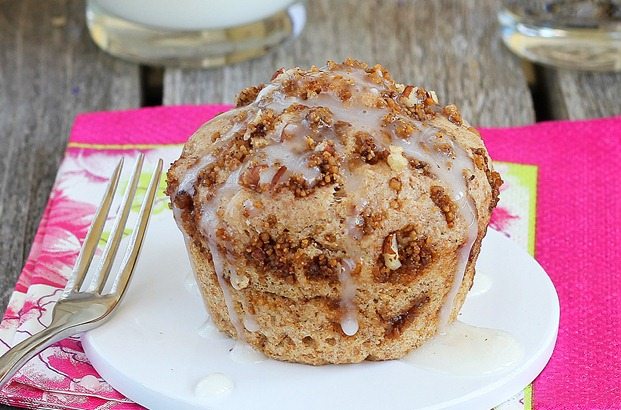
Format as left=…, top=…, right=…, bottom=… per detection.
left=0, top=154, right=163, bottom=387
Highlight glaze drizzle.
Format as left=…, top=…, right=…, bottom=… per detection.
left=170, top=59, right=484, bottom=339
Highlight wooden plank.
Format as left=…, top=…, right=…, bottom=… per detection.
left=0, top=0, right=140, bottom=318
left=164, top=0, right=535, bottom=127
left=542, top=68, right=621, bottom=120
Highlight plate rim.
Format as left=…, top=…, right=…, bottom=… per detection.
left=82, top=227, right=560, bottom=410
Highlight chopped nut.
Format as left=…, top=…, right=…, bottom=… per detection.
left=306, top=107, right=333, bottom=129
left=271, top=165, right=287, bottom=188
left=230, top=273, right=249, bottom=290
left=429, top=90, right=439, bottom=104
left=389, top=177, right=402, bottom=192
left=387, top=145, right=407, bottom=171
left=382, top=233, right=402, bottom=270
left=271, top=67, right=285, bottom=80
left=401, top=85, right=420, bottom=107
left=305, top=136, right=317, bottom=150
left=402, top=85, right=414, bottom=98
left=240, top=166, right=261, bottom=190
left=443, top=104, right=463, bottom=125
left=394, top=118, right=415, bottom=138
left=390, top=199, right=401, bottom=209
left=354, top=131, right=386, bottom=164
left=362, top=209, right=386, bottom=235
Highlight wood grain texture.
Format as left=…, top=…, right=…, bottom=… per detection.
left=542, top=68, right=621, bottom=120
left=0, top=0, right=140, bottom=321
left=164, top=0, right=535, bottom=127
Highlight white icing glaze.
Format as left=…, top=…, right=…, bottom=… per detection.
left=197, top=317, right=230, bottom=341
left=315, top=94, right=386, bottom=131
left=392, top=129, right=477, bottom=330
left=242, top=199, right=259, bottom=219
left=230, top=341, right=266, bottom=364
left=340, top=317, right=359, bottom=337
left=226, top=264, right=243, bottom=289
left=206, top=239, right=243, bottom=336
left=200, top=168, right=245, bottom=338
left=258, top=166, right=277, bottom=185
left=183, top=271, right=201, bottom=297
left=171, top=207, right=188, bottom=238
left=243, top=314, right=260, bottom=332
left=178, top=154, right=214, bottom=195
left=263, top=85, right=386, bottom=131
left=339, top=170, right=366, bottom=328
left=345, top=198, right=368, bottom=241
left=262, top=142, right=321, bottom=184
left=175, top=117, right=247, bottom=199
left=341, top=166, right=366, bottom=270
left=468, top=271, right=493, bottom=297
left=195, top=373, right=234, bottom=398
left=402, top=321, right=524, bottom=376
left=338, top=258, right=359, bottom=336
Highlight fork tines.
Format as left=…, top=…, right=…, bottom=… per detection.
left=64, top=153, right=163, bottom=298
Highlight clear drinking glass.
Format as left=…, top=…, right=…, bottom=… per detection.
left=86, top=0, right=306, bottom=68
left=499, top=0, right=621, bottom=71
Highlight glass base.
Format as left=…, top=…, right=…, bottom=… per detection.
left=499, top=9, right=621, bottom=72
left=86, top=2, right=306, bottom=68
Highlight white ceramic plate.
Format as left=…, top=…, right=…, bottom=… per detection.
left=82, top=213, right=559, bottom=410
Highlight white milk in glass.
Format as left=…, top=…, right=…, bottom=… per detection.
left=86, top=0, right=306, bottom=67
left=91, top=0, right=297, bottom=30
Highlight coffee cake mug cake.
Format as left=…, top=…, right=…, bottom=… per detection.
left=166, top=59, right=502, bottom=365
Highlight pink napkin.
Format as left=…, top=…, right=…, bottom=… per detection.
left=0, top=105, right=619, bottom=410
left=481, top=117, right=621, bottom=409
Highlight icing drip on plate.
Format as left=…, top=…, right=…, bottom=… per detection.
left=403, top=321, right=524, bottom=376
left=195, top=373, right=234, bottom=398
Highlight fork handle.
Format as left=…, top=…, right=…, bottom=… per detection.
left=0, top=322, right=76, bottom=387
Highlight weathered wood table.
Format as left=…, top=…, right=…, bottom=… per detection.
left=0, top=0, right=619, bottom=408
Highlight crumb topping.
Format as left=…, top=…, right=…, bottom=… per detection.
left=375, top=225, right=434, bottom=283
left=384, top=295, right=431, bottom=339
left=442, top=104, right=463, bottom=125
left=388, top=177, right=402, bottom=192
left=472, top=148, right=503, bottom=211
left=244, top=231, right=301, bottom=284
left=305, top=254, right=341, bottom=283
left=354, top=131, right=387, bottom=164
left=430, top=185, right=457, bottom=228
left=361, top=208, right=387, bottom=236
left=168, top=59, right=478, bottom=208
left=236, top=84, right=265, bottom=107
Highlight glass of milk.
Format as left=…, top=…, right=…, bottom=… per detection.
left=86, top=0, right=306, bottom=67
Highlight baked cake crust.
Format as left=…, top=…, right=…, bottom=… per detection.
left=166, top=59, right=502, bottom=365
